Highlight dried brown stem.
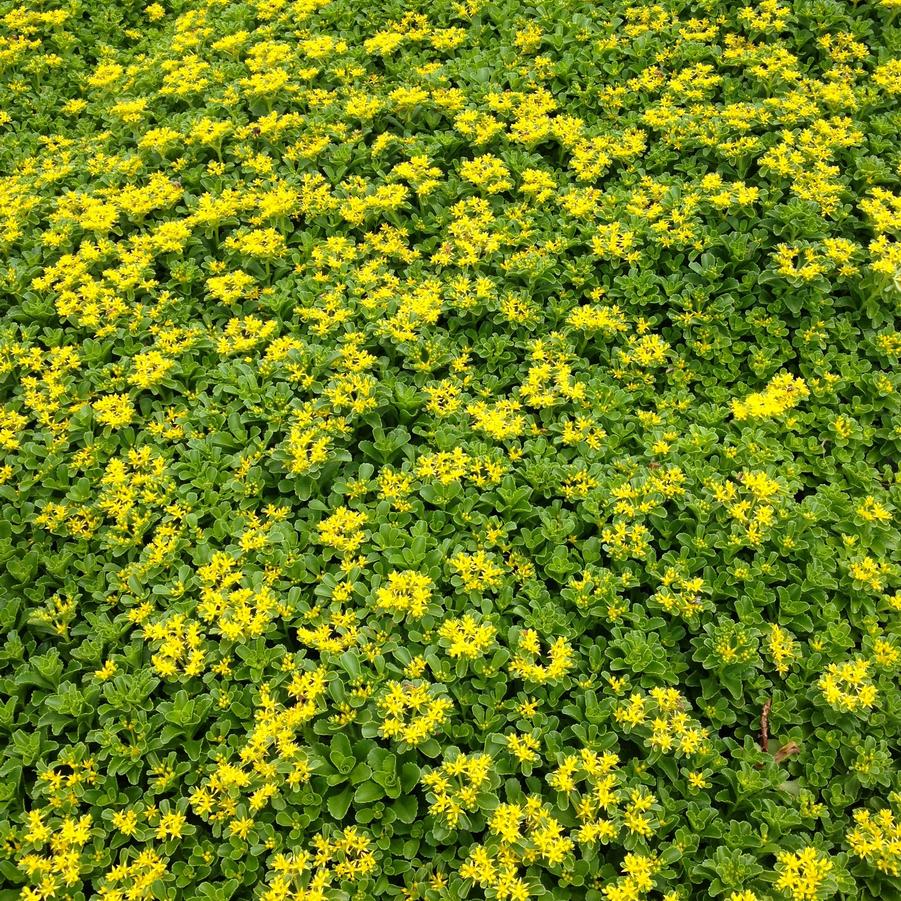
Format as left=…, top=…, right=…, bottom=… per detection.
left=760, top=699, right=772, bottom=753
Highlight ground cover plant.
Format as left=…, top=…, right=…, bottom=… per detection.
left=0, top=0, right=900, bottom=897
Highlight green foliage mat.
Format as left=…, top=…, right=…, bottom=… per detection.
left=0, top=0, right=900, bottom=898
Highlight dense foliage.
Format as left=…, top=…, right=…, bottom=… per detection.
left=0, top=0, right=900, bottom=898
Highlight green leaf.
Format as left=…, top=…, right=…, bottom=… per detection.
left=327, top=786, right=354, bottom=820
left=6, top=552, right=38, bottom=583
left=354, top=781, right=385, bottom=804
left=392, top=795, right=418, bottom=824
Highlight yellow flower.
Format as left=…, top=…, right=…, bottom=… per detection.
left=155, top=810, right=185, bottom=840
left=732, top=372, right=809, bottom=420
left=378, top=680, right=453, bottom=746
left=93, top=394, right=135, bottom=429
left=94, top=659, right=117, bottom=680
left=375, top=571, right=434, bottom=618
left=774, top=846, right=833, bottom=901
left=460, top=154, right=512, bottom=194
left=449, top=550, right=504, bottom=591
left=129, top=351, right=174, bottom=390
left=225, top=227, right=288, bottom=259
left=438, top=613, right=496, bottom=659
left=847, top=806, right=901, bottom=875
left=509, top=632, right=575, bottom=684
left=818, top=657, right=878, bottom=713
left=111, top=809, right=138, bottom=837
left=318, top=507, right=367, bottom=554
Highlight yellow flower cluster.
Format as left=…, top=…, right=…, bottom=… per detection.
left=196, top=551, right=281, bottom=640
left=449, top=549, right=505, bottom=591
left=774, top=846, right=833, bottom=901
left=416, top=449, right=505, bottom=486
left=17, top=812, right=93, bottom=899
left=420, top=753, right=492, bottom=827
left=818, top=657, right=878, bottom=712
left=286, top=405, right=346, bottom=475
left=378, top=680, right=453, bottom=746
left=260, top=826, right=375, bottom=901
left=549, top=748, right=660, bottom=846
left=509, top=631, right=575, bottom=683
left=600, top=521, right=652, bottom=560
left=129, top=350, right=175, bottom=390
left=438, top=613, right=496, bottom=658
left=650, top=567, right=706, bottom=618
left=460, top=154, right=513, bottom=193
left=847, top=806, right=901, bottom=876
left=97, top=847, right=169, bottom=901
left=317, top=506, right=367, bottom=554
left=603, top=852, right=663, bottom=901
left=93, top=393, right=135, bottom=429
left=849, top=554, right=894, bottom=592
left=189, top=674, right=321, bottom=830
left=732, top=372, right=809, bottom=420
left=767, top=623, right=800, bottom=676
left=709, top=470, right=786, bottom=547
left=144, top=613, right=206, bottom=678
left=507, top=732, right=541, bottom=765
left=566, top=302, right=629, bottom=335
left=461, top=797, right=575, bottom=898
left=375, top=570, right=434, bottom=618
left=645, top=688, right=711, bottom=757
left=467, top=398, right=526, bottom=439
left=0, top=406, right=28, bottom=450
